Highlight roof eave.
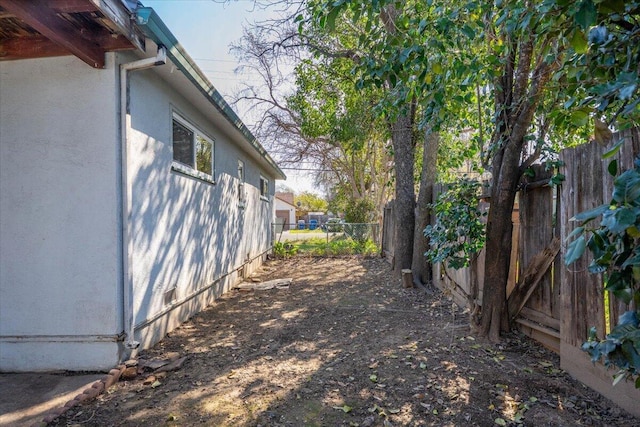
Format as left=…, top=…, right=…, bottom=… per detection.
left=134, top=7, right=286, bottom=180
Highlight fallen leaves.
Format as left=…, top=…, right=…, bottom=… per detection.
left=332, top=404, right=353, bottom=413
left=494, top=417, right=507, bottom=426
left=48, top=258, right=638, bottom=427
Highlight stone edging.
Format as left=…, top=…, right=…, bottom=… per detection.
left=35, top=365, right=126, bottom=426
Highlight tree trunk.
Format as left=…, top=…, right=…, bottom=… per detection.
left=411, top=129, right=440, bottom=286
left=480, top=188, right=513, bottom=341
left=477, top=24, right=555, bottom=341
left=480, top=143, right=522, bottom=341
left=391, top=111, right=416, bottom=274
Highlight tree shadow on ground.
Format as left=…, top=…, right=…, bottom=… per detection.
left=53, top=258, right=639, bottom=427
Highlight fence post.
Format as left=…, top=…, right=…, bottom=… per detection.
left=402, top=269, right=414, bottom=288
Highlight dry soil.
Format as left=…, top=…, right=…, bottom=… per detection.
left=51, top=257, right=639, bottom=426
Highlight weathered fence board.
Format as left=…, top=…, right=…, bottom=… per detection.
left=519, top=165, right=556, bottom=317
left=560, top=143, right=606, bottom=346
left=381, top=202, right=395, bottom=265
left=560, top=128, right=640, bottom=345
left=559, top=129, right=640, bottom=416
left=508, top=237, right=560, bottom=322
left=510, top=165, right=562, bottom=352
left=606, top=128, right=640, bottom=333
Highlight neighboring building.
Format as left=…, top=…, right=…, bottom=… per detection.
left=0, top=1, right=285, bottom=371
left=275, top=191, right=295, bottom=206
left=275, top=192, right=296, bottom=230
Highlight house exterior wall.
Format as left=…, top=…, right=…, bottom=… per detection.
left=0, top=49, right=279, bottom=371
left=125, top=61, right=276, bottom=350
left=0, top=55, right=122, bottom=371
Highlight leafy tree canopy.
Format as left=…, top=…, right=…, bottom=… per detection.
left=295, top=191, right=328, bottom=213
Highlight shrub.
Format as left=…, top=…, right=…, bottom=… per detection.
left=344, top=198, right=376, bottom=223
left=284, top=235, right=379, bottom=257
left=273, top=241, right=298, bottom=258
left=423, top=178, right=486, bottom=269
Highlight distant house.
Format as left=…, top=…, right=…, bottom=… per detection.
left=0, top=1, right=285, bottom=371
left=275, top=192, right=296, bottom=230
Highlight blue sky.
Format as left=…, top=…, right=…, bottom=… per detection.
left=143, top=1, right=316, bottom=193
left=143, top=1, right=271, bottom=102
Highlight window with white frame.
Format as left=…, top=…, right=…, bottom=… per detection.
left=238, top=160, right=246, bottom=207
left=171, top=113, right=214, bottom=182
left=259, top=175, right=269, bottom=200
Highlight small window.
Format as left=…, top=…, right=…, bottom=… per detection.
left=171, top=114, right=214, bottom=183
left=259, top=175, right=269, bottom=200
left=238, top=160, right=246, bottom=206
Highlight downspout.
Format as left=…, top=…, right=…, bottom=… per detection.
left=120, top=46, right=167, bottom=350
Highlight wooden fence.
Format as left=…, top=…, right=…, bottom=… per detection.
left=380, top=127, right=640, bottom=415
left=559, top=127, right=640, bottom=415
left=381, top=202, right=395, bottom=264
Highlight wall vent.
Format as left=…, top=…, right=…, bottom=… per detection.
left=164, top=286, right=177, bottom=305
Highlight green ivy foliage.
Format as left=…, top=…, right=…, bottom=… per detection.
left=583, top=312, right=640, bottom=388
left=566, top=155, right=640, bottom=388
left=423, top=179, right=486, bottom=269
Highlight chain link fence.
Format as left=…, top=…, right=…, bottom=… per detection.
left=272, top=222, right=381, bottom=256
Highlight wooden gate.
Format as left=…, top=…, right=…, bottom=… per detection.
left=509, top=165, right=562, bottom=352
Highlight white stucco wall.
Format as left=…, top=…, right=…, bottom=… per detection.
left=0, top=55, right=122, bottom=371
left=0, top=50, right=279, bottom=371
left=123, top=55, right=277, bottom=350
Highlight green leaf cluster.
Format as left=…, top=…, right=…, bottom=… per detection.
left=307, top=0, right=594, bottom=179
left=344, top=197, right=376, bottom=224
left=582, top=312, right=640, bottom=388
left=423, top=179, right=486, bottom=269
left=558, top=0, right=640, bottom=388
left=295, top=192, right=328, bottom=213
left=556, top=0, right=640, bottom=128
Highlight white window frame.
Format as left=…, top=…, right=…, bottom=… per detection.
left=259, top=175, right=269, bottom=201
left=171, top=112, right=215, bottom=184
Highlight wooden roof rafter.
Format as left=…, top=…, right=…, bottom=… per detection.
left=0, top=0, right=107, bottom=68
left=0, top=0, right=99, bottom=18
left=0, top=0, right=144, bottom=68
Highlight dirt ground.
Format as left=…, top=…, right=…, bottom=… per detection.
left=52, top=257, right=639, bottom=426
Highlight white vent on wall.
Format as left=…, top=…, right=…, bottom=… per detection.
left=164, top=286, right=177, bottom=305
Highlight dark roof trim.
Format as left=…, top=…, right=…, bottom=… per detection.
left=134, top=7, right=286, bottom=180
